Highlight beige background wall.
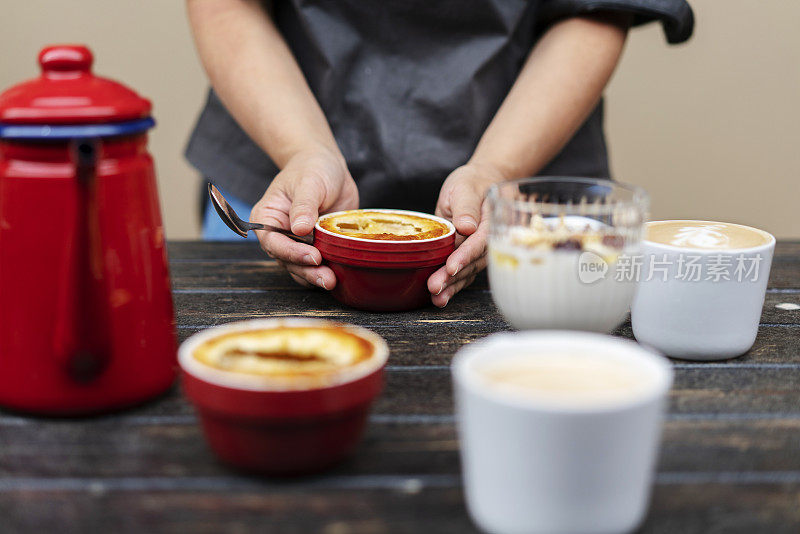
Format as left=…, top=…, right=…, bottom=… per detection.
left=2, top=0, right=798, bottom=239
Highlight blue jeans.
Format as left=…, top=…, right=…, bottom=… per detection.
left=202, top=187, right=258, bottom=241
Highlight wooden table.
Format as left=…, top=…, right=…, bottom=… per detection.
left=2, top=240, right=800, bottom=533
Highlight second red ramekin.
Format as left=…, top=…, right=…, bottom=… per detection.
left=179, top=319, right=389, bottom=475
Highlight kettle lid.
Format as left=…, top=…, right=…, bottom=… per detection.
left=0, top=45, right=151, bottom=125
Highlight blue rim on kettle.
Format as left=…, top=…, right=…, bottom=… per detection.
left=0, top=117, right=155, bottom=140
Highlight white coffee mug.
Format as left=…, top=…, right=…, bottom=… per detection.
left=631, top=221, right=775, bottom=360
left=452, top=332, right=673, bottom=534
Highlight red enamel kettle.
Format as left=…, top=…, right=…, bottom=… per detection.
left=0, top=45, right=176, bottom=415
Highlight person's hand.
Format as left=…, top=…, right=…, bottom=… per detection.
left=250, top=147, right=358, bottom=289
left=428, top=162, right=507, bottom=307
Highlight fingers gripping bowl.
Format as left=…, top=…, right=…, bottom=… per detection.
left=179, top=319, right=389, bottom=475
left=314, top=209, right=456, bottom=311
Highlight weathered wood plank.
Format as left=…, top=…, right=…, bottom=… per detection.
left=166, top=240, right=800, bottom=262
left=612, top=324, right=800, bottom=365
left=2, top=419, right=800, bottom=478
left=176, top=320, right=505, bottom=364
left=773, top=242, right=800, bottom=259
left=167, top=240, right=264, bottom=261
left=140, top=363, right=800, bottom=416
left=769, top=261, right=800, bottom=289
left=1, top=482, right=798, bottom=534
left=758, top=294, right=800, bottom=324
left=169, top=258, right=800, bottom=291
left=171, top=287, right=502, bottom=327
left=174, top=321, right=800, bottom=366
left=644, top=482, right=800, bottom=534
left=373, top=367, right=800, bottom=416
left=2, top=487, right=477, bottom=534
left=170, top=291, right=800, bottom=332
left=3, top=361, right=798, bottom=427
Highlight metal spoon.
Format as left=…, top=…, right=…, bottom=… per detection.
left=207, top=183, right=314, bottom=244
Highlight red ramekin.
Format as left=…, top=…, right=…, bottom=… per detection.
left=314, top=209, right=456, bottom=311
left=179, top=319, right=389, bottom=475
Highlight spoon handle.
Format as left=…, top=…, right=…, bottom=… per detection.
left=207, top=183, right=315, bottom=245
left=245, top=222, right=315, bottom=245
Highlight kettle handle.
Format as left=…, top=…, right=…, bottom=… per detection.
left=64, top=139, right=112, bottom=383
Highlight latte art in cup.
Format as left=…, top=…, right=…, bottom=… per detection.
left=319, top=210, right=449, bottom=241
left=647, top=220, right=772, bottom=250
left=633, top=220, right=776, bottom=360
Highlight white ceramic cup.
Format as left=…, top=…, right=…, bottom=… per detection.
left=631, top=220, right=775, bottom=360
left=452, top=332, right=673, bottom=534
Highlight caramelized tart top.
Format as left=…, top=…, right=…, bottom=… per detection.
left=192, top=326, right=376, bottom=385
left=319, top=210, right=449, bottom=241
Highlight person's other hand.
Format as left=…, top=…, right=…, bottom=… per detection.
left=428, top=162, right=506, bottom=307
left=250, top=148, right=358, bottom=289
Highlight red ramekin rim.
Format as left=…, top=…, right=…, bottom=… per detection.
left=321, top=254, right=450, bottom=269
left=178, top=318, right=389, bottom=392
left=315, top=209, right=456, bottom=244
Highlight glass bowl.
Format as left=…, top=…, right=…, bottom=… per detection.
left=487, top=177, right=649, bottom=332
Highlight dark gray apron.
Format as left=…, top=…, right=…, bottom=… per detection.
left=186, top=0, right=693, bottom=213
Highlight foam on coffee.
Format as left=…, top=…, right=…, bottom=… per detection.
left=647, top=220, right=772, bottom=250
left=473, top=352, right=655, bottom=407
left=319, top=210, right=450, bottom=241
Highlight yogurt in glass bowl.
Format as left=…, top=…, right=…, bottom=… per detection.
left=487, top=177, right=649, bottom=332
